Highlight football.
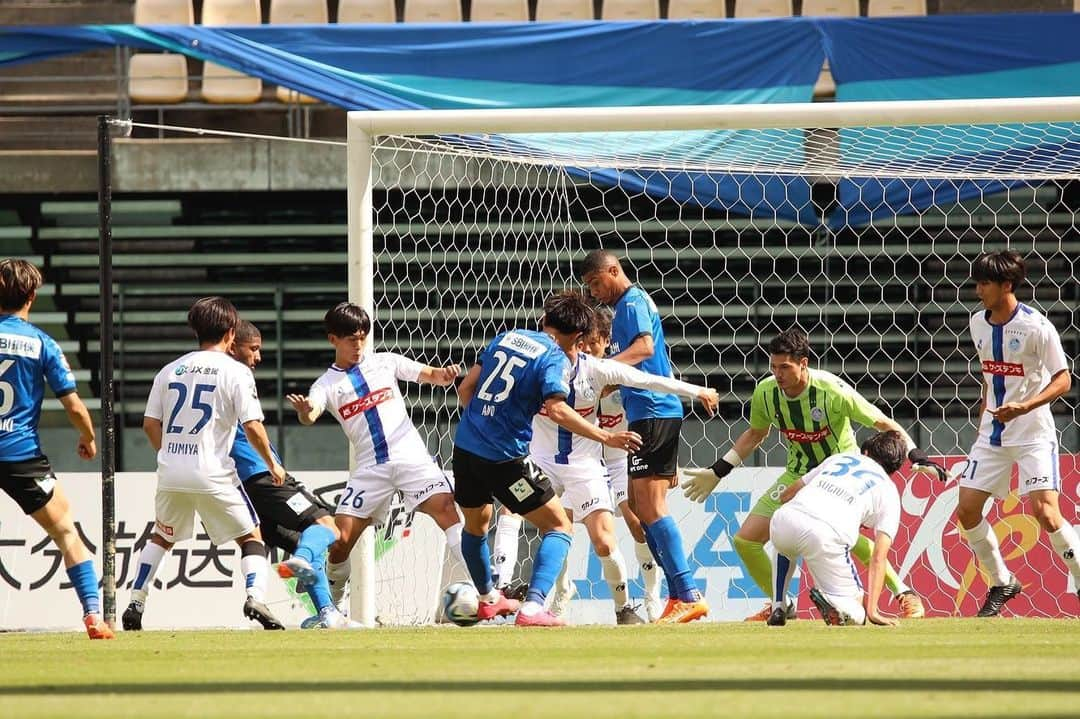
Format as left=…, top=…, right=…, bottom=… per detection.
left=442, top=582, right=481, bottom=626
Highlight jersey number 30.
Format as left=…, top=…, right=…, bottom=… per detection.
left=476, top=351, right=527, bottom=403
left=166, top=383, right=216, bottom=435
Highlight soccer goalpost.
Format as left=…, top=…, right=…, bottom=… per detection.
left=345, top=97, right=1080, bottom=623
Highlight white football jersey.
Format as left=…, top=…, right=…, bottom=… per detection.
left=598, top=385, right=628, bottom=462
left=787, top=452, right=900, bottom=548
left=308, top=352, right=430, bottom=470
left=145, top=350, right=263, bottom=492
left=970, top=304, right=1069, bottom=448
left=530, top=353, right=700, bottom=469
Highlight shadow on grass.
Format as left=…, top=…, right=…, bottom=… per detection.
left=3, top=678, right=1080, bottom=695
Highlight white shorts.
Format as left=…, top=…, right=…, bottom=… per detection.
left=958, top=441, right=1061, bottom=499
left=606, top=456, right=629, bottom=508
left=335, top=459, right=452, bottom=522
left=533, top=456, right=613, bottom=521
left=770, top=505, right=866, bottom=625
left=154, top=484, right=258, bottom=546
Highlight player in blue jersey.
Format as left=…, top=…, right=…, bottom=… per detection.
left=582, top=249, right=706, bottom=623
left=0, top=259, right=112, bottom=639
left=454, top=291, right=643, bottom=627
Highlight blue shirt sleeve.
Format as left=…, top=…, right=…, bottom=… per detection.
left=619, top=292, right=654, bottom=343
left=41, top=334, right=76, bottom=396
left=539, top=348, right=570, bottom=400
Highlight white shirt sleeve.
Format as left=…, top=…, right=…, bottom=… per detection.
left=234, top=366, right=265, bottom=425
left=1037, top=319, right=1070, bottom=377
left=308, top=376, right=329, bottom=416
left=382, top=352, right=424, bottom=383
left=591, top=356, right=702, bottom=399
left=869, top=481, right=901, bottom=540
left=144, top=368, right=166, bottom=420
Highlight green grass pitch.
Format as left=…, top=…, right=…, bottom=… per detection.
left=2, top=619, right=1078, bottom=718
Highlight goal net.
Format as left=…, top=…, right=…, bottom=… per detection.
left=349, top=98, right=1080, bottom=622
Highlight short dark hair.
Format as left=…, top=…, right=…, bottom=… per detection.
left=188, top=296, right=239, bottom=345
left=542, top=290, right=594, bottom=336
left=972, top=250, right=1026, bottom=292
left=234, top=319, right=261, bottom=345
left=860, top=430, right=907, bottom=475
left=580, top=249, right=619, bottom=277
left=590, top=306, right=613, bottom=340
left=0, top=258, right=43, bottom=311
left=767, top=329, right=811, bottom=361
left=324, top=302, right=371, bottom=337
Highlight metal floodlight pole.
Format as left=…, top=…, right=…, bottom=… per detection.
left=96, top=115, right=117, bottom=626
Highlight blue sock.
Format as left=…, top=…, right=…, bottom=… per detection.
left=66, top=560, right=101, bottom=616
left=775, top=553, right=792, bottom=605
left=294, top=524, right=336, bottom=564
left=525, top=531, right=572, bottom=606
left=306, top=573, right=334, bottom=612
left=641, top=521, right=673, bottom=591
left=646, top=516, right=699, bottom=602
left=461, top=530, right=494, bottom=595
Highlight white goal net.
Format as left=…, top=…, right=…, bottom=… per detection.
left=350, top=99, right=1080, bottom=622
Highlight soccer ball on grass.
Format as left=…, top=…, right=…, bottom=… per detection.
left=442, top=582, right=481, bottom=627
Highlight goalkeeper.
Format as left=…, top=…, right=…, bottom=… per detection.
left=681, top=329, right=946, bottom=621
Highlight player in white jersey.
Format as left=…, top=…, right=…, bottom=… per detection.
left=287, top=302, right=465, bottom=611
left=770, top=431, right=908, bottom=626
left=954, top=251, right=1079, bottom=617
left=535, top=296, right=718, bottom=625
left=128, top=297, right=285, bottom=629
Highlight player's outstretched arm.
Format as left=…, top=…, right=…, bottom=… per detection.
left=873, top=417, right=949, bottom=482
left=243, top=419, right=286, bottom=485
left=543, top=397, right=642, bottom=452
left=864, top=531, right=898, bottom=627
left=419, top=363, right=462, bottom=387
left=778, top=478, right=805, bottom=504
left=594, top=358, right=719, bottom=417
left=286, top=394, right=321, bottom=425
left=681, top=426, right=769, bottom=503
left=59, top=392, right=96, bottom=460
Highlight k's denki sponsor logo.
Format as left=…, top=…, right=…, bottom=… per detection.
left=598, top=411, right=623, bottom=429
left=782, top=427, right=831, bottom=443
left=339, top=387, right=393, bottom=419
left=982, top=360, right=1024, bottom=377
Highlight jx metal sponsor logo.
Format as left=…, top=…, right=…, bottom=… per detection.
left=339, top=387, right=393, bottom=418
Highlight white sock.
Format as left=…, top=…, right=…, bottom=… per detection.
left=771, top=553, right=797, bottom=611
left=600, top=549, right=629, bottom=609
left=241, top=551, right=269, bottom=602
left=1049, top=524, right=1080, bottom=584
left=130, top=542, right=168, bottom=605
left=492, top=514, right=522, bottom=587
left=964, top=518, right=1011, bottom=587
left=327, top=559, right=351, bottom=604
left=548, top=557, right=573, bottom=608
left=634, top=541, right=661, bottom=604
left=519, top=600, right=542, bottom=617
left=443, top=521, right=465, bottom=571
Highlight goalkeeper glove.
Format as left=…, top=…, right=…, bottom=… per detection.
left=908, top=448, right=948, bottom=482
left=680, top=458, right=735, bottom=503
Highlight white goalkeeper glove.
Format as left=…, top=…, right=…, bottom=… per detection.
left=681, top=458, right=736, bottom=503
left=908, top=448, right=948, bottom=482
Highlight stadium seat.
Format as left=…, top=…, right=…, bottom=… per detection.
left=129, top=0, right=193, bottom=104
left=733, top=0, right=791, bottom=18
left=602, top=0, right=659, bottom=20
left=270, top=0, right=328, bottom=103
left=667, top=0, right=726, bottom=19
left=201, top=0, right=262, bottom=104
left=403, top=0, right=463, bottom=22
left=338, top=0, right=396, bottom=22
left=534, top=0, right=593, bottom=20
left=866, top=0, right=926, bottom=16
left=800, top=2, right=857, bottom=99
left=470, top=0, right=528, bottom=21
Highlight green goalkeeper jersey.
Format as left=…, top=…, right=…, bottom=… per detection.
left=749, top=368, right=887, bottom=477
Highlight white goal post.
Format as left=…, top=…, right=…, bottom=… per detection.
left=344, top=97, right=1080, bottom=623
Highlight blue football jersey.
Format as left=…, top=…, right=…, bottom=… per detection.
left=454, top=329, right=570, bottom=462
left=230, top=423, right=282, bottom=482
left=0, top=315, right=78, bottom=461
left=609, top=286, right=683, bottom=422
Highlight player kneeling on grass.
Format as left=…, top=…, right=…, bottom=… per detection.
left=0, top=259, right=111, bottom=639
left=128, top=297, right=286, bottom=630
left=537, top=296, right=719, bottom=624
left=769, top=430, right=907, bottom=627
left=287, top=302, right=466, bottom=620
left=454, top=291, right=643, bottom=627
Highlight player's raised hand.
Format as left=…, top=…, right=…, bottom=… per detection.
left=603, top=430, right=642, bottom=453
left=908, top=448, right=948, bottom=482
left=680, top=466, right=720, bottom=502
left=286, top=393, right=313, bottom=415
left=697, top=388, right=719, bottom=417
left=988, top=402, right=1027, bottom=423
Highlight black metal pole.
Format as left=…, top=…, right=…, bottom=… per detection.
left=96, top=115, right=117, bottom=626
left=275, top=286, right=285, bottom=459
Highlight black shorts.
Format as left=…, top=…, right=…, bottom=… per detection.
left=627, top=418, right=682, bottom=479
left=0, top=455, right=58, bottom=515
left=242, top=472, right=333, bottom=554
left=452, top=446, right=555, bottom=516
